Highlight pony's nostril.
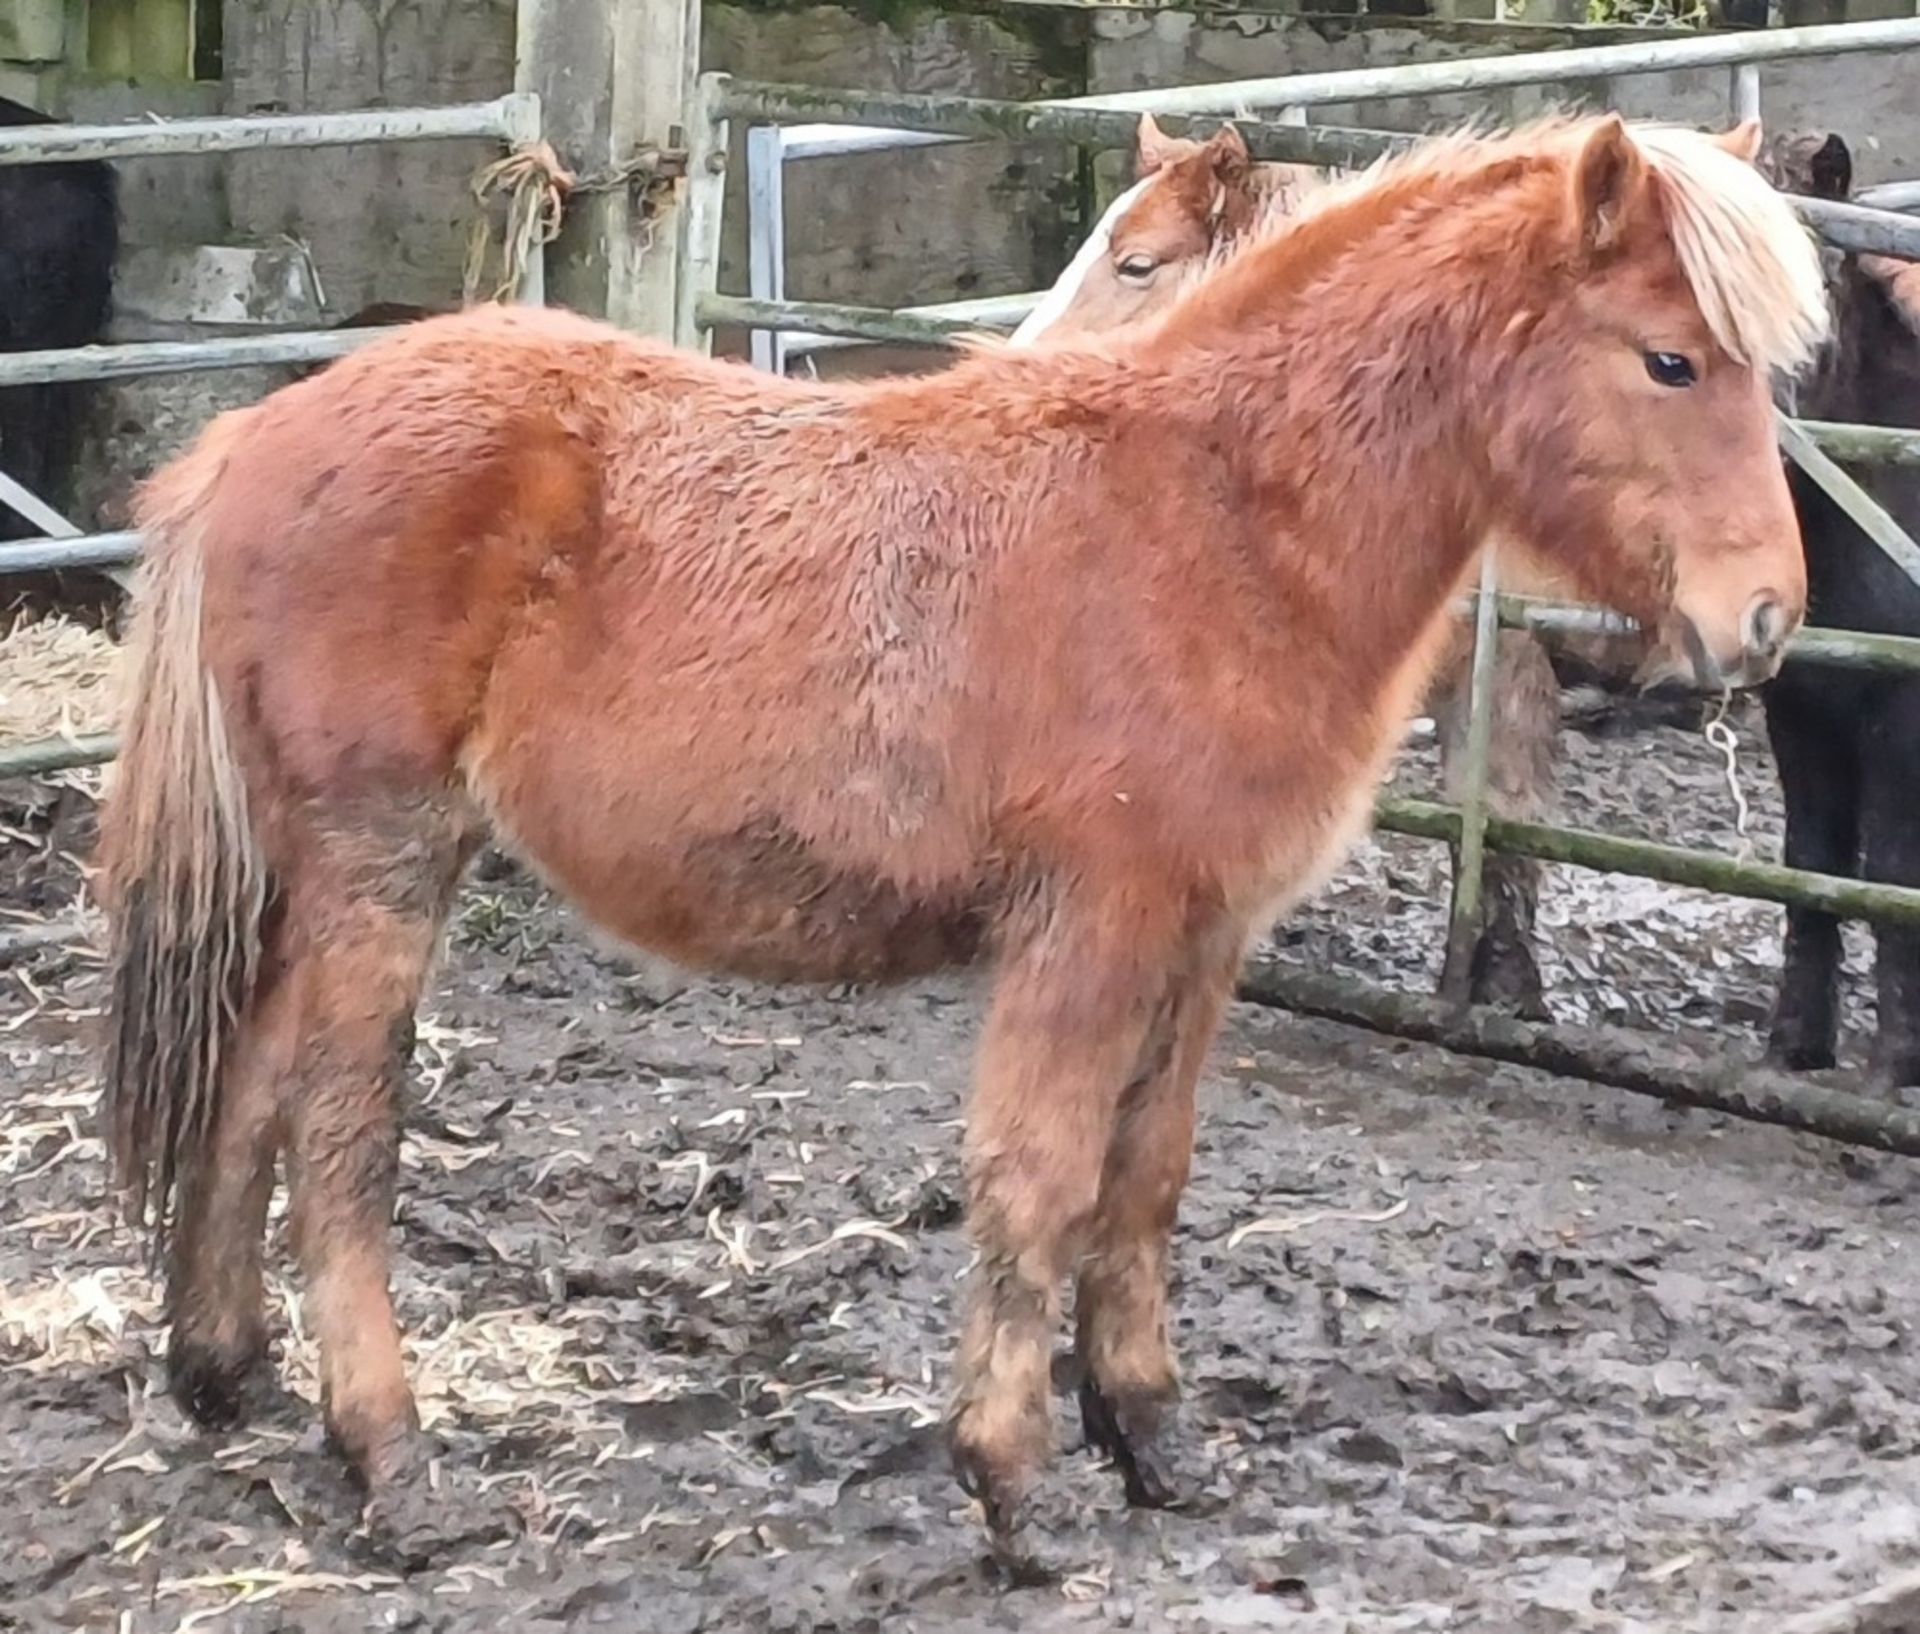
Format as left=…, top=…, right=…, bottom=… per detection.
left=1743, top=596, right=1790, bottom=660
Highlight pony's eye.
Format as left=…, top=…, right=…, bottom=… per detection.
left=1116, top=253, right=1159, bottom=284
left=1644, top=351, right=1697, bottom=388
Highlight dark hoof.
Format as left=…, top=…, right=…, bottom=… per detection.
left=951, top=1432, right=1026, bottom=1545
left=1077, top=1377, right=1180, bottom=1510
left=1871, top=1053, right=1920, bottom=1096
left=1478, top=983, right=1552, bottom=1026
left=168, top=1335, right=269, bottom=1432
left=1467, top=947, right=1551, bottom=1025
left=983, top=1540, right=1059, bottom=1591
left=1767, top=1037, right=1836, bottom=1073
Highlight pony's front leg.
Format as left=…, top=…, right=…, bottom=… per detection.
left=949, top=890, right=1180, bottom=1541
left=1074, top=931, right=1240, bottom=1510
left=283, top=890, right=443, bottom=1505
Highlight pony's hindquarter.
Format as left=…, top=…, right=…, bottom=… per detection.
left=100, top=427, right=273, bottom=1249
left=98, top=426, right=283, bottom=1422
left=96, top=357, right=499, bottom=1464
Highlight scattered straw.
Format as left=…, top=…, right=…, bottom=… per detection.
left=764, top=1217, right=913, bottom=1274
left=0, top=613, right=120, bottom=746
left=263, top=1285, right=698, bottom=1440
left=156, top=1569, right=402, bottom=1634
left=0, top=1266, right=159, bottom=1373
left=1226, top=1195, right=1410, bottom=1250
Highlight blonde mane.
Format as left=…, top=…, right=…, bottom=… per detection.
left=1631, top=121, right=1829, bottom=372
left=1166, top=116, right=1830, bottom=375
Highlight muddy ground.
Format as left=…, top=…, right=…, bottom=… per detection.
left=6, top=694, right=1920, bottom=1634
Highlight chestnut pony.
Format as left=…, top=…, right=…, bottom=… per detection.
left=1020, top=117, right=1763, bottom=1017
left=100, top=114, right=1822, bottom=1541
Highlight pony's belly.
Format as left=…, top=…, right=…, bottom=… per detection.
left=525, top=817, right=993, bottom=987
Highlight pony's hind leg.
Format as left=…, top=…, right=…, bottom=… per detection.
left=949, top=886, right=1182, bottom=1539
left=165, top=959, right=296, bottom=1430
left=277, top=804, right=469, bottom=1500
left=1073, top=931, right=1239, bottom=1510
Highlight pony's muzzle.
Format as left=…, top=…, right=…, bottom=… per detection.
left=1666, top=591, right=1800, bottom=691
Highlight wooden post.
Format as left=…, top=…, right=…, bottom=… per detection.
left=675, top=73, right=730, bottom=353
left=515, top=0, right=700, bottom=338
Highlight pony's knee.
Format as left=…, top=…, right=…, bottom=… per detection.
left=965, top=1144, right=1103, bottom=1287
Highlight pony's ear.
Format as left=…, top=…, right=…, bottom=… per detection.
left=1207, top=122, right=1252, bottom=184
left=1810, top=132, right=1853, bottom=200
left=1861, top=255, right=1920, bottom=338
left=1714, top=118, right=1763, bottom=165
left=1137, top=114, right=1181, bottom=177
left=1570, top=113, right=1650, bottom=256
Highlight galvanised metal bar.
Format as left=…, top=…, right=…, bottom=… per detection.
left=715, top=83, right=1409, bottom=171
left=786, top=293, right=1041, bottom=359
left=700, top=292, right=984, bottom=348
left=0, top=478, right=135, bottom=591
left=1778, top=415, right=1920, bottom=589
left=722, top=22, right=1920, bottom=133
left=1793, top=195, right=1920, bottom=261
left=0, top=533, right=142, bottom=576
left=1043, top=17, right=1920, bottom=115
left=0, top=97, right=533, bottom=167
left=0, top=327, right=403, bottom=389
left=721, top=23, right=1920, bottom=170
left=0, top=735, right=117, bottom=779
left=1859, top=180, right=1920, bottom=212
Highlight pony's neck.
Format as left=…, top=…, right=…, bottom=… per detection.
left=1142, top=191, right=1506, bottom=681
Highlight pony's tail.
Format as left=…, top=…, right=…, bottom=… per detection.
left=98, top=432, right=272, bottom=1265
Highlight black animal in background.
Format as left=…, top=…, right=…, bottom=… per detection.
left=0, top=96, right=118, bottom=542
left=1760, top=132, right=1920, bottom=1089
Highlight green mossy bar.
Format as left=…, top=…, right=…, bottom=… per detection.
left=1375, top=796, right=1920, bottom=928
left=1799, top=420, right=1920, bottom=469
left=1236, top=962, right=1920, bottom=1160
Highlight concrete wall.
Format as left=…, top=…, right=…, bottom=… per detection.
left=219, top=0, right=516, bottom=316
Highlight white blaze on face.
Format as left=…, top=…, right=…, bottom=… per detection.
left=1006, top=173, right=1160, bottom=349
